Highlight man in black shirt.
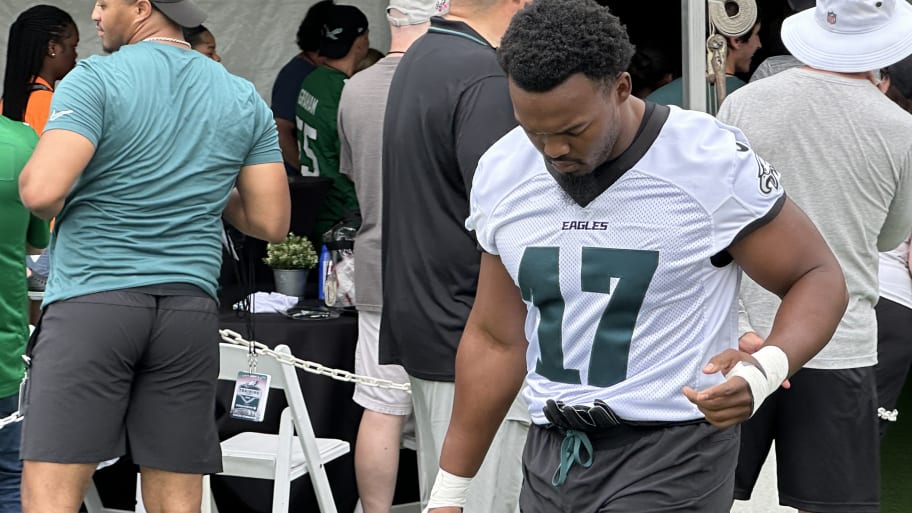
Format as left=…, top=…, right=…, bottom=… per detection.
left=380, top=0, right=530, bottom=511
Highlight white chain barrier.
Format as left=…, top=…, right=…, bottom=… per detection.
left=219, top=329, right=411, bottom=393
left=0, top=328, right=411, bottom=430
left=0, top=413, right=22, bottom=431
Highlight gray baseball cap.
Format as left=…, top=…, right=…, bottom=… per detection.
left=151, top=0, right=207, bottom=28
left=387, top=0, right=449, bottom=27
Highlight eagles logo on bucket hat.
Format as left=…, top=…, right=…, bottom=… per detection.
left=781, top=0, right=912, bottom=73
left=150, top=0, right=207, bottom=28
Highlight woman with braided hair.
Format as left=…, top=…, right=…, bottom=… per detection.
left=2, top=5, right=79, bottom=133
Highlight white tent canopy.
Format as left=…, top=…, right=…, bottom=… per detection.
left=1, top=0, right=711, bottom=112
left=0, top=0, right=393, bottom=103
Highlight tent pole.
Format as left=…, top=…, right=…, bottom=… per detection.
left=682, top=0, right=707, bottom=113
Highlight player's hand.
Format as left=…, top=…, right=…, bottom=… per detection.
left=682, top=348, right=756, bottom=428
left=425, top=508, right=462, bottom=513
left=738, top=332, right=790, bottom=389
left=738, top=331, right=764, bottom=353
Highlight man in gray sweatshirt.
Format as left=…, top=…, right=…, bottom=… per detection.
left=717, top=1, right=912, bottom=512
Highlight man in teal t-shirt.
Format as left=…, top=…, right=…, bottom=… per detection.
left=296, top=4, right=369, bottom=240
left=0, top=115, right=48, bottom=511
left=15, top=0, right=291, bottom=510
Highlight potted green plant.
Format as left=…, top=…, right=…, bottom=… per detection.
left=263, top=232, right=318, bottom=297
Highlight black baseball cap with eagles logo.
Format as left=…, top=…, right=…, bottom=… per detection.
left=319, top=4, right=369, bottom=59
left=150, top=0, right=207, bottom=27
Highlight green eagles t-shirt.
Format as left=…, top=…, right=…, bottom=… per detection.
left=0, top=116, right=48, bottom=395
left=296, top=65, right=359, bottom=239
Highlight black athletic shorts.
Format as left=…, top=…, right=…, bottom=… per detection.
left=20, top=289, right=222, bottom=474
left=875, top=297, right=912, bottom=438
left=734, top=367, right=879, bottom=513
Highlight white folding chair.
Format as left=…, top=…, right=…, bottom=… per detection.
left=216, top=342, right=350, bottom=513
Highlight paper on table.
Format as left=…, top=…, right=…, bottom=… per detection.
left=232, top=292, right=299, bottom=313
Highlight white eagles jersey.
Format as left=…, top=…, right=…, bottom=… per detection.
left=467, top=104, right=784, bottom=424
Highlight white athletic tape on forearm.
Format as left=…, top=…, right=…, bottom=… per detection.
left=725, top=346, right=789, bottom=416
left=424, top=468, right=472, bottom=511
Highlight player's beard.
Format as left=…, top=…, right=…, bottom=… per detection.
left=551, top=128, right=619, bottom=205
left=554, top=172, right=601, bottom=205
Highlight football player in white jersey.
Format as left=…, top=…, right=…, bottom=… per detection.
left=423, top=0, right=848, bottom=512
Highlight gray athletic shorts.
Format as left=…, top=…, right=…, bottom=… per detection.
left=20, top=289, right=222, bottom=474
left=520, top=422, right=739, bottom=512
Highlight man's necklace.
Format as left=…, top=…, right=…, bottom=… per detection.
left=143, top=36, right=191, bottom=49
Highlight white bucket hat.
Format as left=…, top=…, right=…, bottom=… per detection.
left=781, top=0, right=912, bottom=72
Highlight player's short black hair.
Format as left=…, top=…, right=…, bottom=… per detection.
left=497, top=0, right=635, bottom=93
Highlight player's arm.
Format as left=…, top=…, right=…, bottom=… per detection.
left=19, top=130, right=95, bottom=219
left=684, top=198, right=847, bottom=427
left=427, top=252, right=529, bottom=513
left=223, top=162, right=291, bottom=243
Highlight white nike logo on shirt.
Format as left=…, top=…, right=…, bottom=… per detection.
left=49, top=109, right=74, bottom=121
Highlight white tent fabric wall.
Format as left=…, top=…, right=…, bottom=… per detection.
left=0, top=0, right=392, bottom=103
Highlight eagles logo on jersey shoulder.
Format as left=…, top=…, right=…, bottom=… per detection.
left=735, top=141, right=781, bottom=195
left=756, top=156, right=781, bottom=194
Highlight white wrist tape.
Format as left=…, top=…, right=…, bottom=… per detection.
left=424, top=468, right=472, bottom=511
left=725, top=346, right=789, bottom=416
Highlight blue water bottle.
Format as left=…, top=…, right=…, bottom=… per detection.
left=317, top=244, right=330, bottom=301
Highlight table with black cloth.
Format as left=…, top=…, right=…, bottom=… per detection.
left=215, top=310, right=362, bottom=513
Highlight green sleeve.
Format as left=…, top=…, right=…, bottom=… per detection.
left=26, top=216, right=50, bottom=249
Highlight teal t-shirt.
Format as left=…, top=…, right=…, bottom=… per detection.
left=0, top=116, right=48, bottom=395
left=296, top=65, right=359, bottom=239
left=646, top=75, right=747, bottom=115
left=43, top=42, right=282, bottom=304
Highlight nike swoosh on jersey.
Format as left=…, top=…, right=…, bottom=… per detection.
left=49, top=109, right=74, bottom=121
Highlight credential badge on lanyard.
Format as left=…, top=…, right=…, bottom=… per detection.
left=229, top=339, right=271, bottom=422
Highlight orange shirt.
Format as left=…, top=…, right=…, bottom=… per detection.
left=0, top=77, right=54, bottom=134
left=24, top=77, right=54, bottom=134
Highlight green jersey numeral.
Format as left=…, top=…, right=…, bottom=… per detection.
left=518, top=247, right=659, bottom=387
